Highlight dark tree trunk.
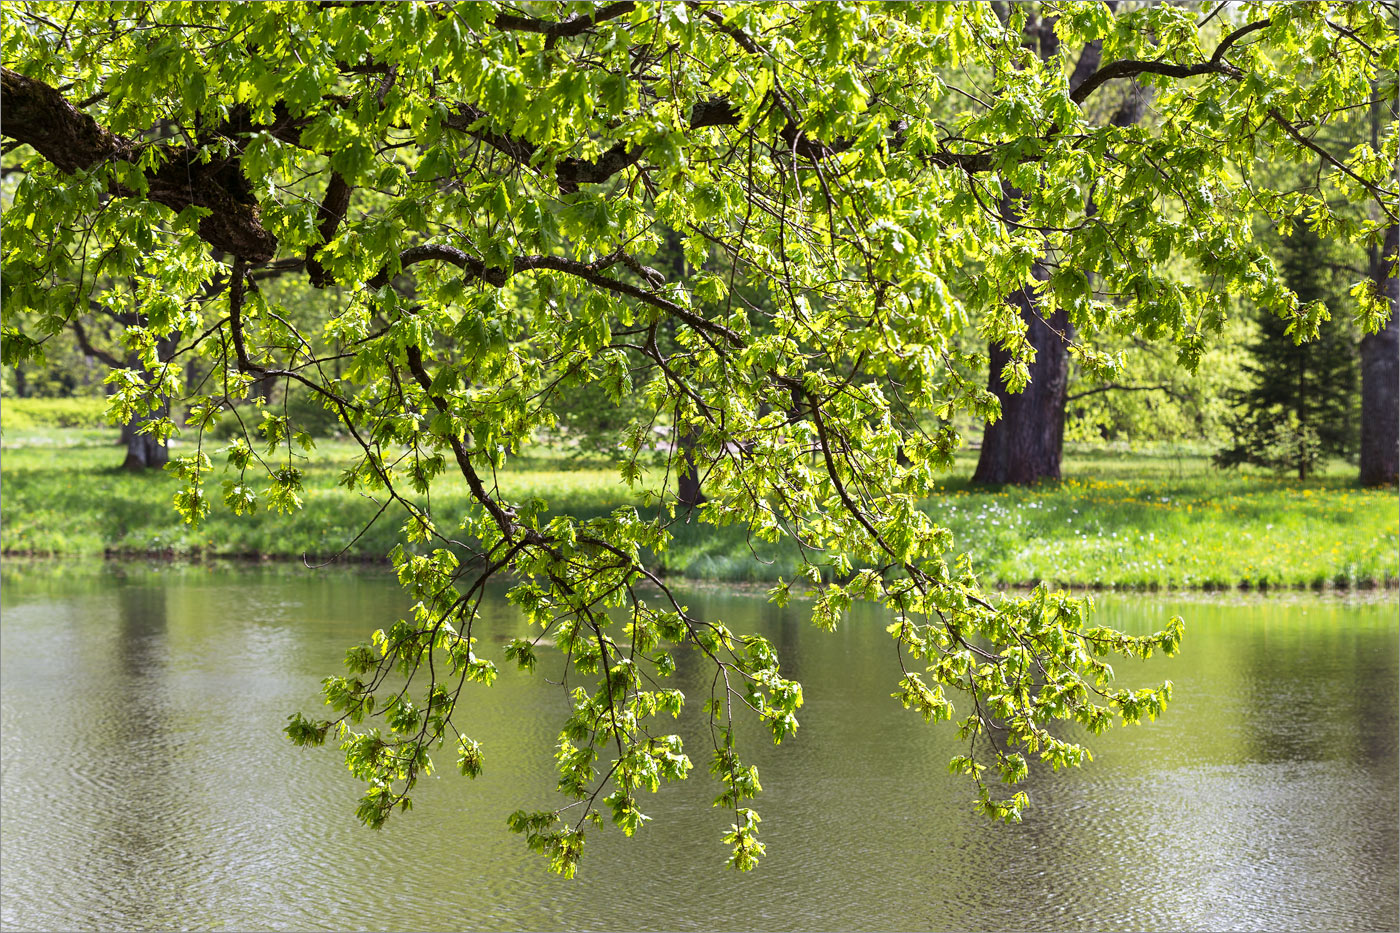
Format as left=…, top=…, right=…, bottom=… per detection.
left=971, top=32, right=1126, bottom=487
left=1359, top=222, right=1398, bottom=486
left=973, top=264, right=1071, bottom=485
left=118, top=333, right=180, bottom=471
left=676, top=426, right=706, bottom=508
left=252, top=370, right=278, bottom=405
left=121, top=402, right=170, bottom=471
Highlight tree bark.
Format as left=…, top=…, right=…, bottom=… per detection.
left=971, top=31, right=1092, bottom=487
left=972, top=29, right=1143, bottom=487
left=973, top=265, right=1071, bottom=485
left=121, top=403, right=170, bottom=471
left=676, top=425, right=707, bottom=509
left=1, top=67, right=277, bottom=261
left=1359, top=222, right=1398, bottom=486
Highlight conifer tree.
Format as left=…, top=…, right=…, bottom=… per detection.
left=1216, top=229, right=1361, bottom=479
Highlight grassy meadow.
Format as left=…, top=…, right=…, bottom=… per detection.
left=2, top=425, right=1394, bottom=590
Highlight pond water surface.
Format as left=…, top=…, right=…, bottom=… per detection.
left=1, top=564, right=1396, bottom=931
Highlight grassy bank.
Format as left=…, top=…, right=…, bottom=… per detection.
left=2, top=428, right=1394, bottom=589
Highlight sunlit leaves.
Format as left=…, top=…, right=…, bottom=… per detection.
left=4, top=0, right=1394, bottom=878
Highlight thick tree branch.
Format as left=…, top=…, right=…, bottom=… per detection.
left=1, top=67, right=278, bottom=261
left=492, top=1, right=635, bottom=39
left=446, top=97, right=741, bottom=193
left=1069, top=39, right=1106, bottom=93
left=1071, top=18, right=1270, bottom=105
left=306, top=172, right=352, bottom=288
left=69, top=317, right=126, bottom=369
left=0, top=67, right=134, bottom=172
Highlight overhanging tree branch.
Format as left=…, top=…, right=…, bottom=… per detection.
left=368, top=244, right=745, bottom=349
left=1268, top=107, right=1400, bottom=216
left=1, top=67, right=278, bottom=261
left=1070, top=18, right=1271, bottom=105
left=492, top=1, right=636, bottom=39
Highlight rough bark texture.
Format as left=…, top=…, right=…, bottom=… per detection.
left=1359, top=222, right=1399, bottom=486
left=972, top=23, right=1151, bottom=488
left=1, top=67, right=277, bottom=261
left=972, top=33, right=1110, bottom=487
left=973, top=265, right=1071, bottom=485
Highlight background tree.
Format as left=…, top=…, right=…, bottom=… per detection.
left=972, top=4, right=1396, bottom=486
left=1062, top=323, right=1250, bottom=450
left=970, top=3, right=1136, bottom=486
left=72, top=307, right=181, bottom=470
left=1216, top=227, right=1361, bottom=478
left=1358, top=82, right=1398, bottom=487
left=2, top=1, right=1395, bottom=876
left=1360, top=220, right=1399, bottom=485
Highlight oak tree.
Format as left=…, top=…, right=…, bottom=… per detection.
left=2, top=1, right=1395, bottom=874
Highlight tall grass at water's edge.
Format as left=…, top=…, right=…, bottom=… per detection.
left=2, top=430, right=1394, bottom=590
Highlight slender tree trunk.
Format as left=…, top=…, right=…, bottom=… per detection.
left=973, top=264, right=1071, bottom=485
left=1359, top=222, right=1398, bottom=486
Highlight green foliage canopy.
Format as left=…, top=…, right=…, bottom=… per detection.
left=2, top=1, right=1395, bottom=874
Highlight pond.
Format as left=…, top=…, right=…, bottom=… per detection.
left=1, top=563, right=1396, bottom=932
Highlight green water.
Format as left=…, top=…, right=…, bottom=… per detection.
left=1, top=563, right=1396, bottom=931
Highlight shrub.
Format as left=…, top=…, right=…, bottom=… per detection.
left=2, top=397, right=111, bottom=430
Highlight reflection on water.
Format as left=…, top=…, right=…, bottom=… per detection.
left=2, top=564, right=1396, bottom=932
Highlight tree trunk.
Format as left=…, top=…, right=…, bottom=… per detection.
left=252, top=370, right=278, bottom=406
left=676, top=425, right=706, bottom=508
left=118, top=334, right=179, bottom=471
left=970, top=33, right=1126, bottom=487
left=1359, top=222, right=1398, bottom=486
left=121, top=413, right=170, bottom=470
left=973, top=264, right=1071, bottom=485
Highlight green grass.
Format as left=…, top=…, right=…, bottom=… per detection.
left=0, top=431, right=637, bottom=562
left=2, top=429, right=1394, bottom=590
